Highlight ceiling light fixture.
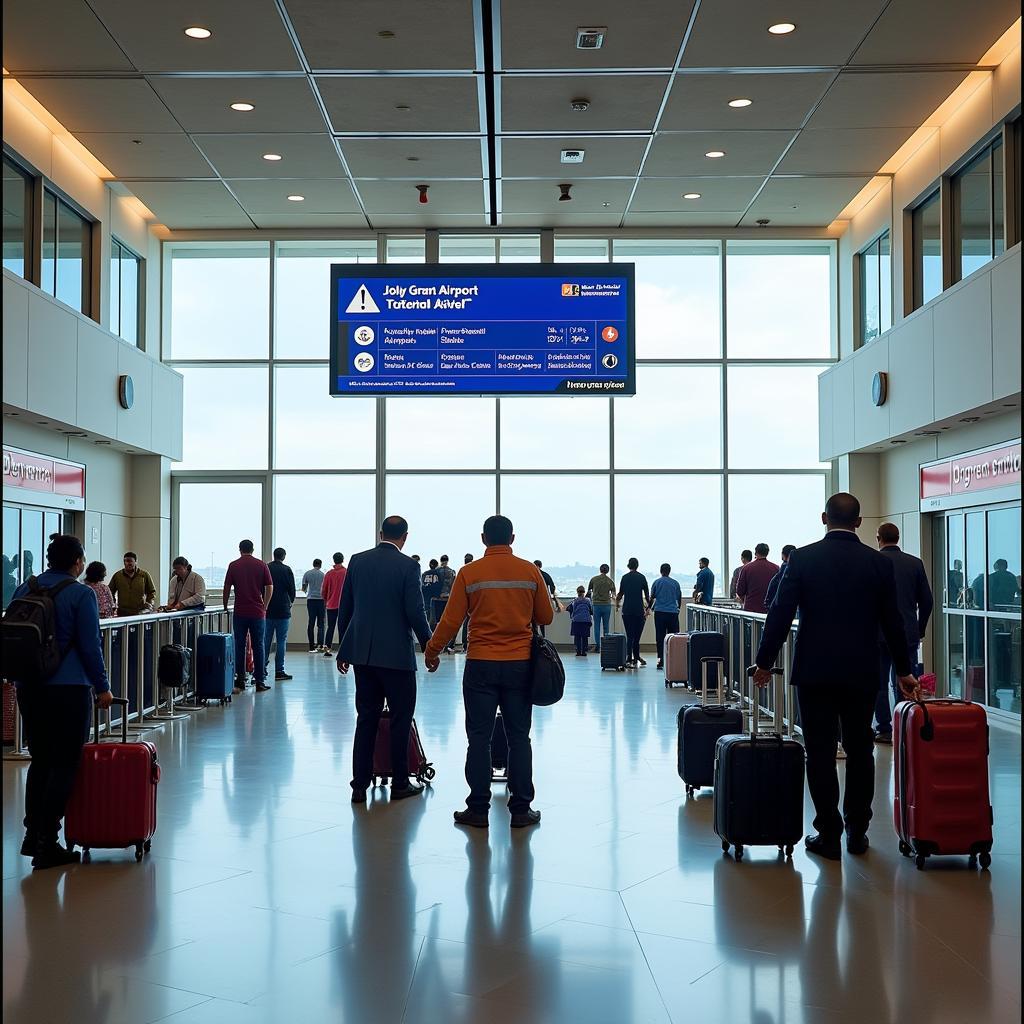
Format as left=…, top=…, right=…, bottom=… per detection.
left=756, top=218, right=771, bottom=226
left=406, top=156, right=420, bottom=162
left=560, top=149, right=586, bottom=164
left=576, top=26, right=607, bottom=49
left=394, top=104, right=411, bottom=112
left=570, top=98, right=591, bottom=112
left=287, top=194, right=305, bottom=202
left=230, top=102, right=254, bottom=111
left=682, top=192, right=701, bottom=200
left=705, top=150, right=725, bottom=158
left=416, top=184, right=430, bottom=205
left=184, top=26, right=212, bottom=39
left=728, top=98, right=752, bottom=108
left=378, top=29, right=395, bottom=38
left=262, top=153, right=282, bottom=161
left=768, top=22, right=796, bottom=34
left=558, top=183, right=573, bottom=202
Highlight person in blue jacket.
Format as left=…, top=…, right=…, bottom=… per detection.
left=12, top=534, right=112, bottom=870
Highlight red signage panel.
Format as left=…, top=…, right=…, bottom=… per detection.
left=920, top=441, right=1021, bottom=502
left=2, top=446, right=86, bottom=510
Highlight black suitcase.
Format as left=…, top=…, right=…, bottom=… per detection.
left=687, top=631, right=725, bottom=692
left=157, top=643, right=191, bottom=689
left=678, top=657, right=742, bottom=796
left=491, top=711, right=508, bottom=781
left=600, top=633, right=627, bottom=671
left=714, top=669, right=804, bottom=861
left=195, top=632, right=234, bottom=704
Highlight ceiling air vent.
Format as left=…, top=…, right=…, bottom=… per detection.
left=576, top=26, right=607, bottom=49
left=560, top=149, right=586, bottom=164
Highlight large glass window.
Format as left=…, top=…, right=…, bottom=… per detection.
left=272, top=475, right=376, bottom=588
left=612, top=240, right=721, bottom=359
left=858, top=230, right=891, bottom=346
left=178, top=366, right=269, bottom=470
left=727, top=474, right=828, bottom=567
left=987, top=506, right=1021, bottom=613
left=912, top=189, right=942, bottom=309
left=176, top=482, right=264, bottom=589
left=725, top=243, right=833, bottom=359
left=500, top=396, right=609, bottom=469
left=554, top=237, right=609, bottom=263
left=275, top=241, right=377, bottom=358
left=954, top=136, right=1004, bottom=282
left=501, top=474, right=610, bottom=593
left=110, top=238, right=141, bottom=345
left=168, top=243, right=270, bottom=359
left=614, top=475, right=723, bottom=595
left=41, top=190, right=91, bottom=314
left=385, top=396, right=496, bottom=469
left=614, top=366, right=721, bottom=469
left=2, top=155, right=31, bottom=279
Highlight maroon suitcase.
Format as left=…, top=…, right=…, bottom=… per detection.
left=65, top=697, right=160, bottom=862
left=371, top=708, right=435, bottom=787
left=893, top=697, right=993, bottom=870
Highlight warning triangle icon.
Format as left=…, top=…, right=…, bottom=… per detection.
left=345, top=283, right=381, bottom=314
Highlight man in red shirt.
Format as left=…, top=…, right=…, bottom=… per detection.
left=222, top=539, right=273, bottom=694
left=321, top=552, right=347, bottom=656
left=736, top=543, right=781, bottom=614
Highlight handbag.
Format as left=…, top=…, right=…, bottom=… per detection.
left=529, top=625, right=565, bottom=706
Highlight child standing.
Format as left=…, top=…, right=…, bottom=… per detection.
left=566, top=586, right=593, bottom=657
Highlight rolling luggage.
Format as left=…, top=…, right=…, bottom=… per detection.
left=893, top=698, right=993, bottom=870
left=714, top=669, right=804, bottom=861
left=678, top=657, right=743, bottom=796
left=157, top=643, right=191, bottom=689
left=196, top=632, right=234, bottom=704
left=64, top=697, right=160, bottom=862
left=687, top=631, right=725, bottom=693
left=664, top=633, right=689, bottom=688
left=492, top=711, right=508, bottom=781
left=600, top=633, right=627, bottom=671
left=371, top=708, right=435, bottom=787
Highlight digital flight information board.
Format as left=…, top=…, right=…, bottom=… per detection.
left=329, top=263, right=635, bottom=396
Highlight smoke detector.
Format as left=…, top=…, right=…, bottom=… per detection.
left=576, top=26, right=607, bottom=49
left=570, top=97, right=591, bottom=112
left=558, top=183, right=573, bottom=202
left=560, top=149, right=586, bottom=164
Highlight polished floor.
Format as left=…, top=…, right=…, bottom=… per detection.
left=3, top=653, right=1021, bottom=1024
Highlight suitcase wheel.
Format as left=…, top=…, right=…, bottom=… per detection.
left=721, top=841, right=730, bottom=853
left=135, top=845, right=144, bottom=862
left=686, top=785, right=695, bottom=797
left=915, top=854, right=926, bottom=870
left=82, top=848, right=91, bottom=862
left=734, top=845, right=744, bottom=862
left=898, top=840, right=911, bottom=857
left=423, top=766, right=436, bottom=781
left=617, top=666, right=625, bottom=672
left=144, top=840, right=152, bottom=853
left=779, top=844, right=794, bottom=858
left=978, top=852, right=992, bottom=870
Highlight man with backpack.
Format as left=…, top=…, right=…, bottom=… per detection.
left=2, top=534, right=112, bottom=869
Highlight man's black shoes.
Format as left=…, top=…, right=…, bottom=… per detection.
left=804, top=833, right=842, bottom=860
left=32, top=842, right=81, bottom=870
left=510, top=810, right=541, bottom=829
left=846, top=834, right=870, bottom=856
left=351, top=789, right=367, bottom=803
left=391, top=781, right=424, bottom=800
left=454, top=810, right=489, bottom=828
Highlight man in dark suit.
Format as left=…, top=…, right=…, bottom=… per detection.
left=336, top=516, right=433, bottom=803
left=873, top=522, right=934, bottom=743
left=752, top=493, right=918, bottom=860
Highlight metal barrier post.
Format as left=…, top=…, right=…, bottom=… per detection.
left=127, top=622, right=160, bottom=732
left=147, top=616, right=190, bottom=721
left=3, top=686, right=31, bottom=761
left=176, top=613, right=206, bottom=712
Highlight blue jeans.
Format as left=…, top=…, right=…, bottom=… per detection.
left=264, top=617, right=290, bottom=675
left=875, top=643, right=919, bottom=735
left=593, top=604, right=612, bottom=648
left=234, top=616, right=266, bottom=684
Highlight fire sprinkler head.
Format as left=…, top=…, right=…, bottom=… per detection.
left=558, top=183, right=573, bottom=202
left=416, top=184, right=429, bottom=205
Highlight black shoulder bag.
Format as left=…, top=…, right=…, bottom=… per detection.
left=529, top=625, right=565, bottom=707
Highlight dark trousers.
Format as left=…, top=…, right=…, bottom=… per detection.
left=875, top=643, right=918, bottom=735
left=622, top=613, right=644, bottom=662
left=351, top=665, right=417, bottom=791
left=797, top=684, right=877, bottom=840
left=17, top=685, right=93, bottom=843
left=463, top=659, right=534, bottom=815
left=306, top=598, right=325, bottom=648
left=325, top=607, right=340, bottom=648
left=653, top=611, right=680, bottom=660
left=234, top=616, right=266, bottom=683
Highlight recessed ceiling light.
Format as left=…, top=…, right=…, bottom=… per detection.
left=406, top=156, right=420, bottom=162
left=184, top=26, right=212, bottom=39
left=728, top=98, right=753, bottom=108
left=287, top=195, right=305, bottom=202
left=394, top=104, right=411, bottom=112
left=230, top=102, right=254, bottom=112
left=576, top=26, right=607, bottom=49
left=683, top=192, right=701, bottom=200
left=560, top=149, right=586, bottom=164
left=570, top=98, right=591, bottom=112
left=262, top=153, right=282, bottom=161
left=378, top=29, right=395, bottom=38
left=768, top=22, right=796, bottom=34
left=705, top=150, right=725, bottom=159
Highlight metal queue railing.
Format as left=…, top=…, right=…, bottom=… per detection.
left=4, top=607, right=233, bottom=761
left=686, top=604, right=801, bottom=738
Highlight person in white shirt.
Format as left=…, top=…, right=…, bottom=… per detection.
left=161, top=557, right=207, bottom=611
left=302, top=558, right=327, bottom=652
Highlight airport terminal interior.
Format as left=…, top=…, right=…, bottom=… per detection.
left=1, top=1, right=1022, bottom=1022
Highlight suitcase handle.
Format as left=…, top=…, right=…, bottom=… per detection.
left=699, top=656, right=726, bottom=707
left=95, top=695, right=129, bottom=744
left=746, top=667, right=784, bottom=738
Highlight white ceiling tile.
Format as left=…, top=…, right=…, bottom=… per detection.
left=644, top=130, right=794, bottom=176
left=15, top=78, right=180, bottom=133
left=501, top=0, right=697, bottom=70
left=501, top=137, right=647, bottom=178
left=500, top=212, right=629, bottom=227
left=194, top=134, right=345, bottom=178
left=623, top=211, right=746, bottom=226
left=228, top=178, right=360, bottom=215
left=368, top=212, right=489, bottom=228
left=501, top=75, right=668, bottom=132
left=340, top=138, right=483, bottom=178
left=778, top=127, right=917, bottom=174
left=86, top=0, right=301, bottom=72
left=501, top=179, right=633, bottom=215
left=630, top=176, right=764, bottom=212
left=123, top=180, right=251, bottom=228
left=2, top=0, right=135, bottom=72
left=807, top=71, right=970, bottom=129
left=357, top=179, right=485, bottom=215
left=148, top=77, right=326, bottom=133
left=287, top=0, right=477, bottom=71
left=75, top=132, right=214, bottom=178
left=742, top=175, right=871, bottom=225
left=317, top=76, right=481, bottom=134
left=249, top=213, right=369, bottom=230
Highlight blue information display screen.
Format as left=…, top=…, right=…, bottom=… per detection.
left=330, top=264, right=634, bottom=396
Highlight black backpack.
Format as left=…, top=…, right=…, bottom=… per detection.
left=1, top=576, right=77, bottom=683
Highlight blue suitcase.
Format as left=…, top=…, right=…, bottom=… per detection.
left=687, top=630, right=725, bottom=692
left=196, top=633, right=234, bottom=704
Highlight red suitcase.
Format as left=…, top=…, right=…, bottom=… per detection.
left=65, top=697, right=160, bottom=862
left=371, top=709, right=435, bottom=787
left=893, top=697, right=993, bottom=870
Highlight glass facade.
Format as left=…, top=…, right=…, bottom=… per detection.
left=953, top=136, right=1004, bottom=282
left=41, top=190, right=92, bottom=315
left=2, top=155, right=31, bottom=279
left=857, top=230, right=891, bottom=345
left=912, top=189, right=942, bottom=310
left=1, top=505, right=65, bottom=610
left=167, top=237, right=835, bottom=600
left=110, top=237, right=141, bottom=345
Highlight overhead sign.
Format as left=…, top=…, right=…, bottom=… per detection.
left=330, top=264, right=635, bottom=396
left=920, top=440, right=1020, bottom=511
left=3, top=445, right=86, bottom=511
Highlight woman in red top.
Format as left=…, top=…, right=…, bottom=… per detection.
left=84, top=561, right=115, bottom=618
left=320, top=552, right=347, bottom=656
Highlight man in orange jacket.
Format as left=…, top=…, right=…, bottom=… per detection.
left=426, top=515, right=553, bottom=830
